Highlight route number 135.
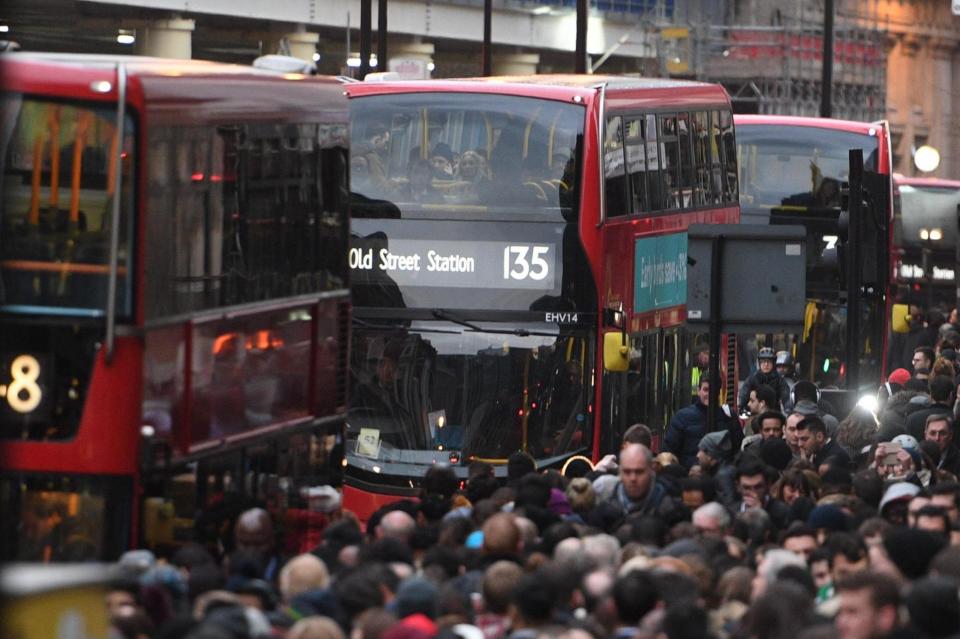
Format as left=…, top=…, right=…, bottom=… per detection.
left=503, top=246, right=549, bottom=281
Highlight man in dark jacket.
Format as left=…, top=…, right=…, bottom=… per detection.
left=664, top=378, right=737, bottom=470
left=594, top=444, right=681, bottom=524
left=738, top=347, right=790, bottom=410
left=796, top=415, right=851, bottom=470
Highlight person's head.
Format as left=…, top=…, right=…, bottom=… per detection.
left=924, top=414, right=954, bottom=452
left=278, top=554, right=330, bottom=603
left=913, top=346, right=935, bottom=373
left=776, top=350, right=794, bottom=376
left=929, top=481, right=960, bottom=523
left=692, top=502, right=731, bottom=538
left=483, top=561, right=524, bottom=615
left=758, top=347, right=776, bottom=373
left=906, top=576, right=960, bottom=638
left=612, top=569, right=658, bottom=625
left=697, top=431, right=732, bottom=470
left=619, top=444, right=654, bottom=501
left=914, top=505, right=950, bottom=536
left=696, top=377, right=711, bottom=406
left=749, top=385, right=778, bottom=415
left=507, top=451, right=537, bottom=485
left=367, top=123, right=390, bottom=150
left=758, top=411, right=786, bottom=440
left=679, top=476, right=715, bottom=510
left=828, top=533, right=869, bottom=583
left=784, top=412, right=804, bottom=451
left=834, top=570, right=901, bottom=639
left=234, top=508, right=275, bottom=559
left=482, top=513, right=522, bottom=557
left=780, top=526, right=818, bottom=562
left=752, top=548, right=806, bottom=600
left=621, top=423, right=652, bottom=448
left=287, top=616, right=345, bottom=639
left=458, top=150, right=485, bottom=180
left=929, top=375, right=956, bottom=404
left=736, top=460, right=770, bottom=506
left=377, top=510, right=416, bottom=543
left=777, top=469, right=812, bottom=505
left=796, top=416, right=827, bottom=457
left=430, top=143, right=454, bottom=176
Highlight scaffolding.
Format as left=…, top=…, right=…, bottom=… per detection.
left=698, top=22, right=887, bottom=121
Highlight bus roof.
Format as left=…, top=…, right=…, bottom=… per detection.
left=734, top=114, right=883, bottom=136
left=894, top=174, right=960, bottom=190
left=1, top=51, right=347, bottom=124
left=347, top=74, right=730, bottom=106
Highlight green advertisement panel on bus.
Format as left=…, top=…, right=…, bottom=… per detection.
left=634, top=233, right=688, bottom=313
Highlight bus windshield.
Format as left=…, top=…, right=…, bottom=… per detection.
left=738, top=124, right=878, bottom=223
left=349, top=322, right=593, bottom=467
left=0, top=95, right=135, bottom=317
left=351, top=92, right=583, bottom=221
left=896, top=184, right=960, bottom=252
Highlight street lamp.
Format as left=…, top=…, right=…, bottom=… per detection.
left=914, top=145, right=941, bottom=173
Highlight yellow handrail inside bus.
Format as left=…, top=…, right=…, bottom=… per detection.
left=29, top=135, right=43, bottom=226
left=49, top=106, right=61, bottom=210
left=69, top=111, right=93, bottom=226
left=420, top=108, right=429, bottom=159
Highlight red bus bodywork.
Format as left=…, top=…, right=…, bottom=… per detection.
left=0, top=54, right=350, bottom=560
left=344, top=76, right=738, bottom=521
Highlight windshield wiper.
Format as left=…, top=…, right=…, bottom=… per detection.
left=351, top=316, right=460, bottom=335
left=431, top=308, right=558, bottom=338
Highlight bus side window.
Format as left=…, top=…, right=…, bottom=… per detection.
left=625, top=117, right=648, bottom=214
left=677, top=113, right=694, bottom=208
left=691, top=111, right=712, bottom=206
left=719, top=110, right=738, bottom=202
left=658, top=114, right=681, bottom=210
left=603, top=115, right=627, bottom=218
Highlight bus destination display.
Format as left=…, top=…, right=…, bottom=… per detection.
left=349, top=239, right=557, bottom=290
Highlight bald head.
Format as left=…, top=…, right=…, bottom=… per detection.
left=377, top=510, right=416, bottom=543
left=235, top=508, right=275, bottom=556
left=619, top=444, right=654, bottom=501
left=279, top=554, right=330, bottom=602
left=482, top=512, right=522, bottom=556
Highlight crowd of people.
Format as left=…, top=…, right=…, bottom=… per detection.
left=105, top=307, right=960, bottom=639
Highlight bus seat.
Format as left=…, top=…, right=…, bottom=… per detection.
left=1, top=235, right=57, bottom=305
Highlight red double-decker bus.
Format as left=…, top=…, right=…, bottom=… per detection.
left=892, top=175, right=960, bottom=312
left=0, top=53, right=351, bottom=561
left=344, top=76, right=739, bottom=518
left=735, top=115, right=894, bottom=392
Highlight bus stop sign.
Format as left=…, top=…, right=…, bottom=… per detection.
left=686, top=224, right=807, bottom=333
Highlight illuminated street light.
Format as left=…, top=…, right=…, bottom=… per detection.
left=914, top=145, right=941, bottom=173
left=929, top=228, right=943, bottom=241
left=919, top=228, right=930, bottom=241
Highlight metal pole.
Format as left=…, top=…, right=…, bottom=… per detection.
left=359, top=0, right=372, bottom=79
left=377, top=0, right=387, bottom=72
left=820, top=0, right=834, bottom=118
left=576, top=0, right=588, bottom=74
left=846, top=149, right=864, bottom=392
left=482, top=0, right=492, bottom=76
left=708, top=235, right=723, bottom=433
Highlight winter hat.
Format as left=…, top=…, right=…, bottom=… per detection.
left=887, top=368, right=912, bottom=385
left=793, top=400, right=820, bottom=417
left=698, top=431, right=732, bottom=461
left=878, top=481, right=921, bottom=514
left=805, top=504, right=849, bottom=532
left=890, top=434, right=919, bottom=450
left=392, top=577, right=439, bottom=620
left=883, top=528, right=948, bottom=581
left=547, top=488, right=573, bottom=516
